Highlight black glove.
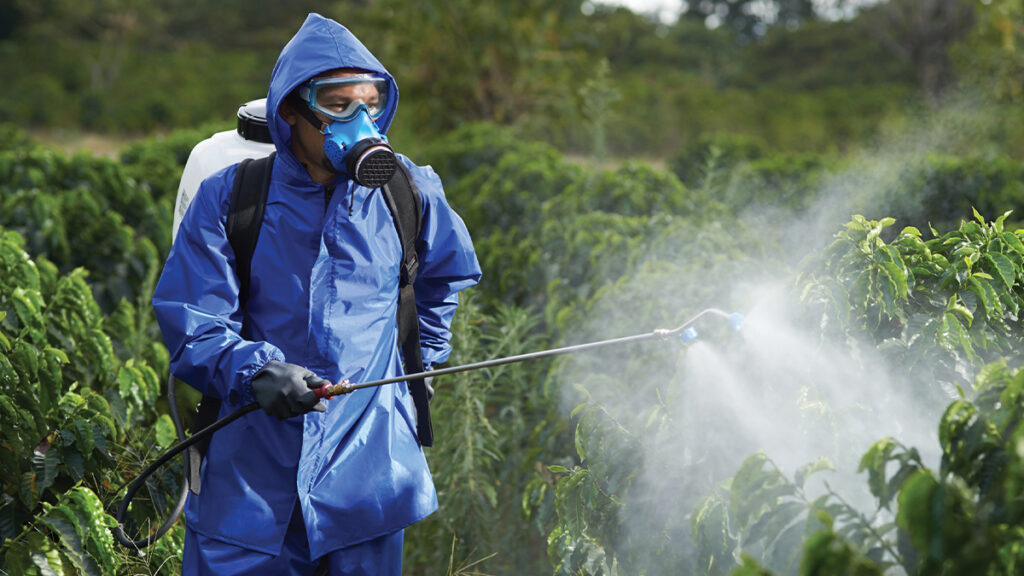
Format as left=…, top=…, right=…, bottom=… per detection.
left=251, top=360, right=329, bottom=420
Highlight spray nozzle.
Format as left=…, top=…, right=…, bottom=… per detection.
left=728, top=312, right=745, bottom=332
left=679, top=326, right=699, bottom=344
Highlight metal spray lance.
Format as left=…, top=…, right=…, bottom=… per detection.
left=113, top=307, right=744, bottom=549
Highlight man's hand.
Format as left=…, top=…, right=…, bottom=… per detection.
left=251, top=360, right=329, bottom=420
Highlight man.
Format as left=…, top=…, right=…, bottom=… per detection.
left=153, top=13, right=481, bottom=575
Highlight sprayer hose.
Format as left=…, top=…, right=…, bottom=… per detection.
left=112, top=387, right=259, bottom=549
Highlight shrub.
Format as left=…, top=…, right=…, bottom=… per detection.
left=670, top=132, right=768, bottom=189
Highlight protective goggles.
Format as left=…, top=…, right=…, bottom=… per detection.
left=297, top=74, right=389, bottom=122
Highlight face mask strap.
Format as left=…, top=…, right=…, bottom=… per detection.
left=286, top=92, right=330, bottom=134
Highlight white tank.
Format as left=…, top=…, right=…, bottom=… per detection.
left=172, top=99, right=277, bottom=241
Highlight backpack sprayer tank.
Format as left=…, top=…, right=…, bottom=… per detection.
left=172, top=99, right=276, bottom=241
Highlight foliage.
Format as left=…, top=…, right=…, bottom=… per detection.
left=671, top=132, right=768, bottom=189
left=745, top=19, right=914, bottom=92
left=952, top=0, right=1024, bottom=104
left=855, top=0, right=976, bottom=105
left=801, top=213, right=1024, bottom=395
left=119, top=121, right=228, bottom=206
left=8, top=0, right=1016, bottom=158
left=578, top=58, right=620, bottom=164
left=887, top=154, right=1024, bottom=232
left=405, top=294, right=568, bottom=575
left=2, top=63, right=1024, bottom=575
left=3, top=487, right=119, bottom=575
left=693, top=360, right=1024, bottom=576
left=416, top=122, right=542, bottom=192
left=545, top=201, right=1024, bottom=574
left=0, top=143, right=168, bottom=312
left=0, top=227, right=182, bottom=575
left=546, top=391, right=642, bottom=576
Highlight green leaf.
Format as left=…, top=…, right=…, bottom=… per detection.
left=744, top=499, right=806, bottom=549
left=999, top=232, right=1024, bottom=256
left=154, top=413, right=177, bottom=448
left=573, top=419, right=586, bottom=461
left=27, top=530, right=62, bottom=575
left=945, top=295, right=973, bottom=327
left=38, top=514, right=92, bottom=574
left=857, top=437, right=918, bottom=508
left=972, top=207, right=984, bottom=225
left=74, top=418, right=94, bottom=457
left=794, top=457, right=835, bottom=490
left=994, top=210, right=1012, bottom=232
left=985, top=253, right=1016, bottom=291
left=730, top=452, right=797, bottom=529
left=67, top=488, right=119, bottom=574
left=12, top=287, right=45, bottom=342
left=895, top=470, right=970, bottom=564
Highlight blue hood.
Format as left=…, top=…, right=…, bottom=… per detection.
left=267, top=13, right=398, bottom=157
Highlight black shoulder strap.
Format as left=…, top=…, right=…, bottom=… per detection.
left=380, top=162, right=432, bottom=446
left=227, top=151, right=276, bottom=310
left=188, top=152, right=276, bottom=495
left=194, top=155, right=432, bottom=474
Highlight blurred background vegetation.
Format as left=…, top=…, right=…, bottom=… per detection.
left=2, top=0, right=1021, bottom=160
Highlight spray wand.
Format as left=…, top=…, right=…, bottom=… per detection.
left=114, top=307, right=744, bottom=549
left=315, top=308, right=743, bottom=398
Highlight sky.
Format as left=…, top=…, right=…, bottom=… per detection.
left=595, top=0, right=685, bottom=22
left=595, top=0, right=872, bottom=23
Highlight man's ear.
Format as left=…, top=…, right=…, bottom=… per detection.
left=279, top=98, right=298, bottom=126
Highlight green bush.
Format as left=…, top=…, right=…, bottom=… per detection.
left=547, top=211, right=1024, bottom=575
left=0, top=147, right=167, bottom=312
left=705, top=360, right=1024, bottom=576
left=888, top=154, right=1024, bottom=232
left=120, top=121, right=230, bottom=207
left=406, top=295, right=566, bottom=575
left=0, top=227, right=181, bottom=575
left=719, top=152, right=835, bottom=213
left=801, top=213, right=1024, bottom=395
left=547, top=162, right=708, bottom=220
left=446, top=141, right=582, bottom=236
left=417, top=122, right=540, bottom=191
left=670, top=132, right=768, bottom=189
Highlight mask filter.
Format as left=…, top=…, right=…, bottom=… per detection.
left=321, top=111, right=397, bottom=188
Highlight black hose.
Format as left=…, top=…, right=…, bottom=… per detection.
left=112, top=307, right=742, bottom=549
left=112, top=374, right=258, bottom=549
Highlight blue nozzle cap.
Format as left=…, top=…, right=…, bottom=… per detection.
left=728, top=312, right=745, bottom=332
left=680, top=326, right=699, bottom=344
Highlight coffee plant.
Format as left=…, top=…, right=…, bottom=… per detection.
left=2, top=119, right=1024, bottom=575
left=0, top=227, right=182, bottom=574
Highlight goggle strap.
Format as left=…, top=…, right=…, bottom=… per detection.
left=287, top=92, right=327, bottom=133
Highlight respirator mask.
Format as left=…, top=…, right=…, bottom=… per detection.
left=290, top=74, right=397, bottom=188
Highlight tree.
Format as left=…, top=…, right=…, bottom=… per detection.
left=857, top=0, right=976, bottom=106
left=342, top=0, right=591, bottom=134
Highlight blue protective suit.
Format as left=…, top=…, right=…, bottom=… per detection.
left=153, top=13, right=481, bottom=561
